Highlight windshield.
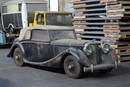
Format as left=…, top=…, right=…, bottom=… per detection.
left=2, top=4, right=21, bottom=13
left=46, top=14, right=72, bottom=26
left=49, top=30, right=75, bottom=40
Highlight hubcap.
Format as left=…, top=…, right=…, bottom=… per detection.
left=68, top=64, right=74, bottom=70
left=15, top=56, right=19, bottom=60
left=64, top=56, right=83, bottom=78
left=67, top=60, right=77, bottom=74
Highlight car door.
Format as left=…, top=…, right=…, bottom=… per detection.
left=22, top=29, right=53, bottom=62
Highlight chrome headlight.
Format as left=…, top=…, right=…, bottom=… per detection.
left=83, top=44, right=93, bottom=56
left=6, top=33, right=10, bottom=37
left=102, top=44, right=110, bottom=53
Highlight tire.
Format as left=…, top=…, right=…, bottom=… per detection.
left=13, top=48, right=24, bottom=66
left=64, top=55, right=83, bottom=79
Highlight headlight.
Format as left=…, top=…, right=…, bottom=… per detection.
left=6, top=33, right=10, bottom=37
left=83, top=44, right=93, bottom=56
left=102, top=44, right=110, bottom=53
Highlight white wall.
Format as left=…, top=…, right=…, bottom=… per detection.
left=0, top=0, right=49, bottom=11
left=49, top=0, right=74, bottom=12
left=50, top=0, right=58, bottom=11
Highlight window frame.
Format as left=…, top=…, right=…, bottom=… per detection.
left=45, top=13, right=72, bottom=26
left=36, top=14, right=44, bottom=25
left=31, top=29, right=50, bottom=42
left=2, top=4, right=22, bottom=16
left=49, top=30, right=76, bottom=41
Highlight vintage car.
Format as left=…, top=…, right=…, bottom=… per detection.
left=7, top=26, right=118, bottom=78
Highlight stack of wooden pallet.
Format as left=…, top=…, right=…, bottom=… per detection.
left=69, top=0, right=130, bottom=63
left=72, top=0, right=106, bottom=43
left=101, top=0, right=130, bottom=63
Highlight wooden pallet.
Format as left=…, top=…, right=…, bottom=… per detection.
left=74, top=8, right=86, bottom=11
left=104, top=19, right=130, bottom=28
left=104, top=25, right=130, bottom=28
left=73, top=3, right=86, bottom=7
left=107, top=9, right=130, bottom=18
left=102, top=39, right=130, bottom=45
left=75, top=28, right=85, bottom=40
left=106, top=3, right=130, bottom=8
left=104, top=0, right=130, bottom=18
left=70, top=0, right=130, bottom=63
left=104, top=34, right=130, bottom=38
left=68, top=0, right=81, bottom=3
left=100, top=0, right=130, bottom=3
left=111, top=44, right=130, bottom=63
left=118, top=55, right=130, bottom=63
left=104, top=28, right=130, bottom=39
left=74, top=24, right=87, bottom=27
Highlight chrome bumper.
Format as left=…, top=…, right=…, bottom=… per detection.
left=84, top=63, right=118, bottom=72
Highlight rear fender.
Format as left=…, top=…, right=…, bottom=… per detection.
left=7, top=42, right=25, bottom=58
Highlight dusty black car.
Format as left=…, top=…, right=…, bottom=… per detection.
left=8, top=26, right=118, bottom=78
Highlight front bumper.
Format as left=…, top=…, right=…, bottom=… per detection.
left=84, top=63, right=117, bottom=72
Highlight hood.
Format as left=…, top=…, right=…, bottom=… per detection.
left=51, top=39, right=87, bottom=46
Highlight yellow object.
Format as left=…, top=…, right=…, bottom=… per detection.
left=6, top=33, right=19, bottom=37
left=29, top=11, right=72, bottom=27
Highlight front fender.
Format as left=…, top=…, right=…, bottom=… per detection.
left=64, top=48, right=91, bottom=67
left=41, top=48, right=91, bottom=68
left=7, top=42, right=25, bottom=58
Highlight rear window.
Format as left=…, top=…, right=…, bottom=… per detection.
left=49, top=30, right=75, bottom=40
left=46, top=14, right=72, bottom=26
left=31, top=30, right=50, bottom=42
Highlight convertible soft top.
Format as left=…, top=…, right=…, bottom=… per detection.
left=16, top=25, right=73, bottom=41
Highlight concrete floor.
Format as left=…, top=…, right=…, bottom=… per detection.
left=0, top=48, right=130, bottom=87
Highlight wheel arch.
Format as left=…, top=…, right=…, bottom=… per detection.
left=60, top=53, right=72, bottom=68
left=60, top=48, right=90, bottom=68
left=7, top=42, right=25, bottom=58
left=10, top=46, right=18, bottom=57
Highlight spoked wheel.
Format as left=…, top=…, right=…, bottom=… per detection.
left=13, top=48, right=24, bottom=66
left=64, top=55, right=83, bottom=79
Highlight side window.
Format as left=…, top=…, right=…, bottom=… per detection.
left=31, top=30, right=50, bottom=42
left=2, top=6, right=7, bottom=13
left=36, top=14, right=44, bottom=25
left=19, top=4, right=22, bottom=11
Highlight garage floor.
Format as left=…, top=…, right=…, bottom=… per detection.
left=0, top=48, right=130, bottom=87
